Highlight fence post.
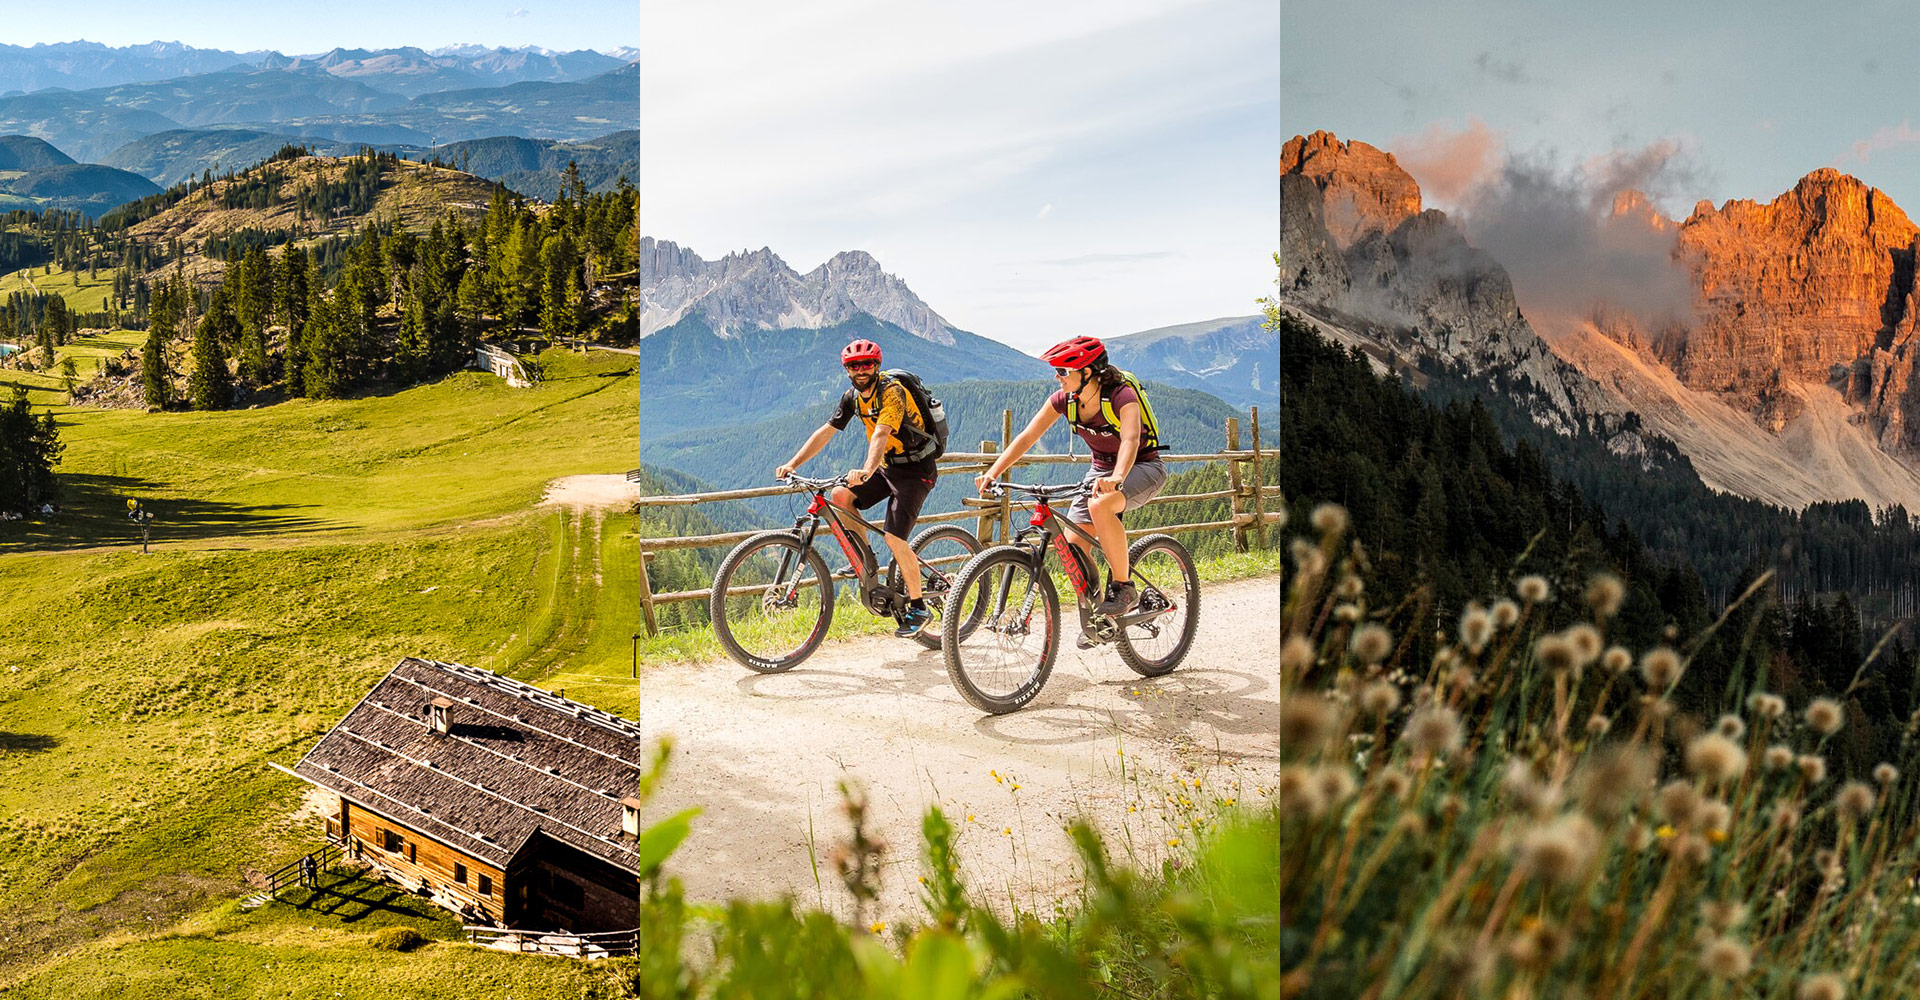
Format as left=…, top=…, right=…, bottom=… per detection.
left=976, top=440, right=998, bottom=544
left=1226, top=417, right=1246, bottom=553
left=1248, top=406, right=1268, bottom=550
left=636, top=550, right=660, bottom=636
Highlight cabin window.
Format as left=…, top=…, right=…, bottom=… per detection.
left=382, top=829, right=403, bottom=854
left=454, top=862, right=467, bottom=885
left=478, top=874, right=493, bottom=896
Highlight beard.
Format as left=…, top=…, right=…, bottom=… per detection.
left=849, top=372, right=877, bottom=392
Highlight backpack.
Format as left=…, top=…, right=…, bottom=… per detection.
left=852, top=370, right=948, bottom=465
left=1065, top=370, right=1163, bottom=451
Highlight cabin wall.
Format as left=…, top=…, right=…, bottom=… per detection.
left=512, top=836, right=639, bottom=933
left=341, top=801, right=507, bottom=923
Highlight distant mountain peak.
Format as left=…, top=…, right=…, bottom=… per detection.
left=640, top=237, right=959, bottom=345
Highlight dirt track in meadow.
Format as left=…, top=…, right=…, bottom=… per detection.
left=636, top=576, right=1279, bottom=925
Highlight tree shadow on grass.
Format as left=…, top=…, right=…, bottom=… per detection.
left=0, top=732, right=58, bottom=754
left=0, top=473, right=335, bottom=554
left=297, top=870, right=441, bottom=924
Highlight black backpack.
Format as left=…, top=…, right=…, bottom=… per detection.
left=852, top=370, right=948, bottom=465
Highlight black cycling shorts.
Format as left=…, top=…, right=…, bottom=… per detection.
left=846, top=462, right=937, bottom=538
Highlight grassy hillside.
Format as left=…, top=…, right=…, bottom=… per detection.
left=0, top=345, right=638, bottom=994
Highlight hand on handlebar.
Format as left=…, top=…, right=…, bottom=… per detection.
left=975, top=473, right=995, bottom=496
left=847, top=468, right=872, bottom=487
left=775, top=463, right=796, bottom=480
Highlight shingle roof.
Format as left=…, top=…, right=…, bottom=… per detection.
left=291, top=658, right=642, bottom=873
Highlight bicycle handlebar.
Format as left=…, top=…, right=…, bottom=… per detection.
left=980, top=478, right=1093, bottom=501
left=780, top=473, right=851, bottom=492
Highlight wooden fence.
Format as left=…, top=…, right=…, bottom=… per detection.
left=465, top=925, right=638, bottom=959
left=627, top=407, right=1279, bottom=636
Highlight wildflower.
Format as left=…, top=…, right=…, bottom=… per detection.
left=1624, top=822, right=1653, bottom=851
left=1585, top=714, right=1611, bottom=737
left=1699, top=900, right=1749, bottom=931
left=1657, top=780, right=1702, bottom=828
left=1764, top=745, right=1794, bottom=771
left=966, top=814, right=974, bottom=822
left=1699, top=936, right=1752, bottom=979
left=1350, top=623, right=1393, bottom=665
left=1359, top=681, right=1401, bottom=719
left=1601, top=646, right=1632, bottom=674
left=1797, top=754, right=1828, bottom=785
left=1335, top=574, right=1364, bottom=599
left=1586, top=574, right=1625, bottom=618
left=1505, top=920, right=1570, bottom=970
left=1714, top=714, right=1745, bottom=739
left=1685, top=733, right=1748, bottom=786
left=1639, top=647, right=1683, bottom=690
left=1280, top=695, right=1336, bottom=756
left=870, top=921, right=886, bottom=934
left=1835, top=780, right=1875, bottom=821
left=1378, top=769, right=1412, bottom=800
left=1698, top=799, right=1731, bottom=834
left=1003, top=827, right=1012, bottom=836
left=1770, top=802, right=1801, bottom=832
left=1563, top=623, right=1602, bottom=666
left=1403, top=706, right=1463, bottom=757
left=1534, top=634, right=1578, bottom=674
left=1874, top=763, right=1899, bottom=785
left=1334, top=604, right=1360, bottom=623
left=1281, top=636, right=1315, bottom=674
left=1805, top=698, right=1845, bottom=735
left=1318, top=766, right=1357, bottom=806
left=1491, top=599, right=1520, bottom=629
left=1502, top=761, right=1558, bottom=817
left=1459, top=604, right=1494, bottom=655
left=1575, top=745, right=1653, bottom=821
left=1747, top=690, right=1786, bottom=718
left=1655, top=824, right=1676, bottom=839
left=1517, top=575, right=1551, bottom=604
left=1011, top=784, right=1020, bottom=792
left=1166, top=838, right=1179, bottom=847
left=1517, top=815, right=1598, bottom=885
left=1277, top=766, right=1324, bottom=818
left=1797, top=973, right=1846, bottom=1000
left=1310, top=503, right=1348, bottom=537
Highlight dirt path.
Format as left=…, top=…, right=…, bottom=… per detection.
left=540, top=474, right=638, bottom=509
left=638, top=576, right=1279, bottom=926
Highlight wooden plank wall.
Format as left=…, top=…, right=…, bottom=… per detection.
left=342, top=801, right=509, bottom=923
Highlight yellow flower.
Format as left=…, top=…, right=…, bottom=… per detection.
left=1222, top=798, right=1235, bottom=807
left=1656, top=825, right=1676, bottom=839
left=966, top=814, right=975, bottom=823
left=918, top=876, right=928, bottom=884
left=1117, top=748, right=1125, bottom=756
left=869, top=921, right=885, bottom=934
left=1011, top=784, right=1021, bottom=792
left=1003, top=827, right=1012, bottom=836
left=1166, top=838, right=1179, bottom=847
left=1707, top=829, right=1728, bottom=844
left=1128, top=805, right=1137, bottom=813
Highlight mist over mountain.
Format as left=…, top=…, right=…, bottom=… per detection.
left=1106, top=315, right=1276, bottom=412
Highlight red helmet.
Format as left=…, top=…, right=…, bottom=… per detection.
left=1041, top=336, right=1108, bottom=371
left=841, top=340, right=882, bottom=364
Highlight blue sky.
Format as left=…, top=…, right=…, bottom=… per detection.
left=0, top=1, right=636, bottom=54
left=642, top=0, right=1280, bottom=354
left=1284, top=0, right=1920, bottom=219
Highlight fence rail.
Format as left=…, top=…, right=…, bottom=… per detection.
left=262, top=841, right=342, bottom=897
left=465, top=925, right=638, bottom=958
left=630, top=407, right=1275, bottom=635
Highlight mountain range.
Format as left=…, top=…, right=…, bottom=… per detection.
left=0, top=134, right=158, bottom=213
left=1280, top=129, right=1920, bottom=513
left=0, top=42, right=629, bottom=96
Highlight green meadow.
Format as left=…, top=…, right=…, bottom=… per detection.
left=0, top=342, right=638, bottom=994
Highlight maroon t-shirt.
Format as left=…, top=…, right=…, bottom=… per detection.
left=1050, top=385, right=1162, bottom=471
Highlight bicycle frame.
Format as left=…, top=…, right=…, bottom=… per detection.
left=797, top=489, right=885, bottom=585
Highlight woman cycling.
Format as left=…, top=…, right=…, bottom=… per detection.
left=975, top=336, right=1167, bottom=622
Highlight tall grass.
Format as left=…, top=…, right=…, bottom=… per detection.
left=1281, top=502, right=1920, bottom=999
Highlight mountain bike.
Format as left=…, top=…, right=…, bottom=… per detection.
left=709, top=474, right=984, bottom=673
left=939, top=479, right=1200, bottom=714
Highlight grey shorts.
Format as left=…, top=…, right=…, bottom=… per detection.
left=1068, top=461, right=1168, bottom=523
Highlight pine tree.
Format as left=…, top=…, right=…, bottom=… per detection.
left=141, top=327, right=170, bottom=410
left=189, top=288, right=236, bottom=410
left=539, top=230, right=579, bottom=338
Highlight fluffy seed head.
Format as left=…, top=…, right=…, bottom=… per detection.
left=1310, top=503, right=1349, bottom=537
left=1318, top=766, right=1358, bottom=807
left=1587, top=574, right=1625, bottom=618
left=1505, top=921, right=1570, bottom=970
left=1516, top=815, right=1598, bottom=885
left=1770, top=802, right=1801, bottom=832
left=1280, top=695, right=1336, bottom=757
left=1333, top=603, right=1360, bottom=623
left=1686, top=733, right=1748, bottom=786
left=1458, top=605, right=1494, bottom=656
left=1517, top=575, right=1551, bottom=604
left=1277, top=765, right=1324, bottom=818
left=1715, top=714, right=1746, bottom=739
left=1805, top=698, right=1845, bottom=735
left=1281, top=636, right=1315, bottom=675
left=1502, top=761, right=1558, bottom=816
left=1336, top=574, right=1364, bottom=599
left=1585, top=714, right=1611, bottom=737
left=1576, top=745, right=1653, bottom=821
left=1350, top=623, right=1393, bottom=665
left=1764, top=745, right=1794, bottom=771
left=1601, top=646, right=1632, bottom=674
left=1797, top=754, right=1828, bottom=785
left=1836, top=780, right=1876, bottom=821
left=1491, top=599, right=1520, bottom=629
left=1535, top=634, right=1578, bottom=674
left=1797, top=973, right=1847, bottom=1000
left=1697, top=799, right=1731, bottom=834
left=1359, top=681, right=1401, bottom=719
left=1640, top=647, right=1683, bottom=690
left=1699, top=900, right=1748, bottom=932
left=1403, top=707, right=1463, bottom=757
left=1699, top=936, right=1752, bottom=979
left=1378, top=768, right=1412, bottom=800
left=1875, top=763, right=1899, bottom=786
left=1658, top=780, right=1702, bottom=828
left=1564, top=624, right=1602, bottom=666
left=1746, top=690, right=1786, bottom=719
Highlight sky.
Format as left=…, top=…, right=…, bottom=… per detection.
left=0, top=1, right=637, bottom=55
left=641, top=0, right=1281, bottom=354
left=1284, top=0, right=1920, bottom=225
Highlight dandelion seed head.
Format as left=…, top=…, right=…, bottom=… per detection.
left=1336, top=574, right=1364, bottom=599
left=1700, top=900, right=1749, bottom=932
left=1492, top=599, right=1520, bottom=629
left=1585, top=714, right=1611, bottom=737
left=1698, top=799, right=1731, bottom=834
left=1404, top=706, right=1463, bottom=757
left=1874, top=763, right=1899, bottom=785
left=1658, top=781, right=1702, bottom=828
left=1565, top=624, right=1603, bottom=666
left=1359, top=681, right=1401, bottom=719
left=1575, top=746, right=1653, bottom=821
left=1517, top=815, right=1598, bottom=885
left=1535, top=634, right=1578, bottom=674
left=1601, top=646, right=1632, bottom=674
left=1277, top=765, right=1324, bottom=818
left=1504, top=920, right=1570, bottom=970
left=1686, top=733, right=1748, bottom=786
left=1586, top=574, right=1625, bottom=618
left=1310, top=503, right=1348, bottom=537
left=1281, top=636, right=1315, bottom=674
left=1318, top=766, right=1357, bottom=806
left=1502, top=760, right=1558, bottom=817
left=1351, top=623, right=1393, bottom=665
left=1458, top=605, right=1493, bottom=656
left=1699, top=936, right=1752, bottom=979
left=1334, top=603, right=1360, bottom=623
left=1806, top=698, right=1845, bottom=735
left=1836, top=780, right=1875, bottom=821
left=1771, top=802, right=1801, bottom=832
left=1378, top=768, right=1411, bottom=800
left=1814, top=848, right=1839, bottom=876
left=1715, top=714, right=1746, bottom=739
left=1640, top=647, right=1683, bottom=690
left=1517, top=575, right=1551, bottom=604
left=1797, top=754, right=1828, bottom=785
left=1797, top=973, right=1846, bottom=1000
left=1280, top=695, right=1337, bottom=756
left=1764, top=745, right=1794, bottom=771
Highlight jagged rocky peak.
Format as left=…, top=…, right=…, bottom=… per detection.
left=1281, top=130, right=1422, bottom=248
left=1610, top=189, right=1674, bottom=231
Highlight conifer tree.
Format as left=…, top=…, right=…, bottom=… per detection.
left=189, top=288, right=236, bottom=410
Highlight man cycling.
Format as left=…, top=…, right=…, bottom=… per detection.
left=975, top=336, right=1167, bottom=629
left=776, top=339, right=938, bottom=637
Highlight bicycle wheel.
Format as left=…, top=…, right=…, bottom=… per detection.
left=888, top=524, right=986, bottom=650
left=1115, top=533, right=1199, bottom=677
left=710, top=530, right=835, bottom=673
left=941, top=546, right=1059, bottom=714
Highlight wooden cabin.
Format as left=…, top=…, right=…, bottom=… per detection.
left=285, top=658, right=641, bottom=933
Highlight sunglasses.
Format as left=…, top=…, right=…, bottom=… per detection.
left=1052, top=366, right=1078, bottom=377
left=845, top=361, right=879, bottom=373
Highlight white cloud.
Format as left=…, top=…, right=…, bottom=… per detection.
left=1035, top=203, right=1053, bottom=221
left=1835, top=122, right=1920, bottom=167
left=507, top=7, right=530, bottom=17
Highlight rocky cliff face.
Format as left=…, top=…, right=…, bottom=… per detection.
left=1281, top=131, right=1422, bottom=247
left=639, top=237, right=961, bottom=344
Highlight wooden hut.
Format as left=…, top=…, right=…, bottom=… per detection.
left=282, top=658, right=641, bottom=933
